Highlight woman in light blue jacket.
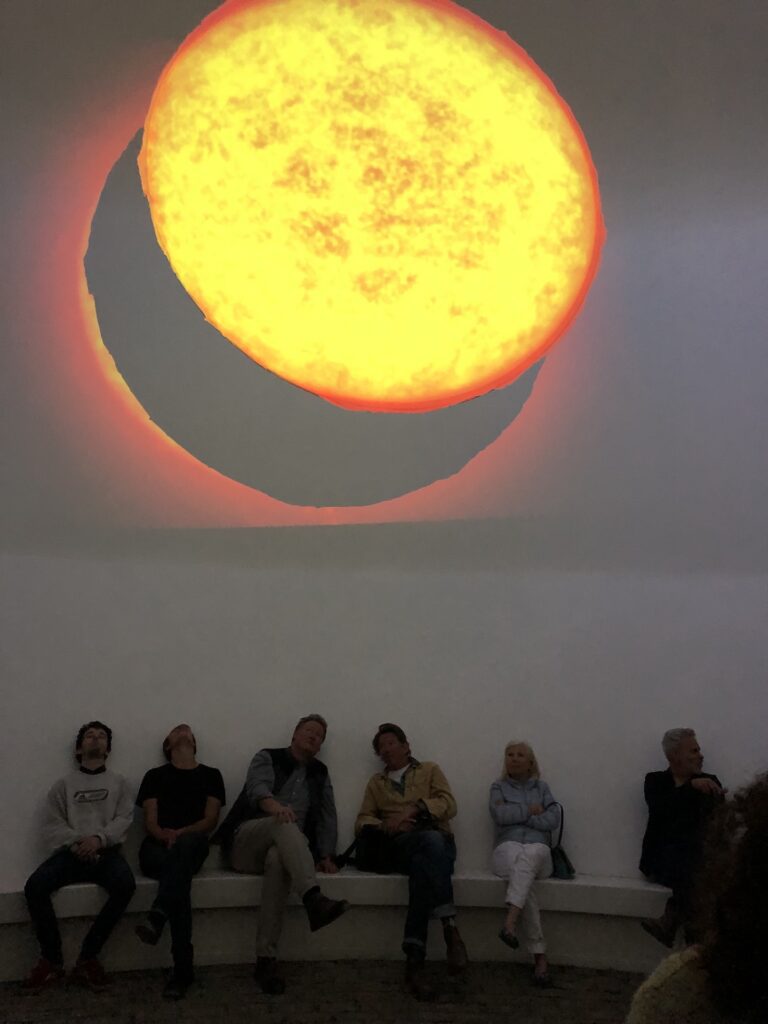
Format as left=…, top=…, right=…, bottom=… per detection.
left=489, top=740, right=560, bottom=987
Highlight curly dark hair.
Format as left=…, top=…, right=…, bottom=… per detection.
left=694, top=773, right=768, bottom=1023
left=75, top=720, right=113, bottom=761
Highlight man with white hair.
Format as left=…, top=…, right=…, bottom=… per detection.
left=639, top=728, right=725, bottom=947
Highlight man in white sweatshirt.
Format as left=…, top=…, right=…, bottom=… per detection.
left=23, top=721, right=135, bottom=990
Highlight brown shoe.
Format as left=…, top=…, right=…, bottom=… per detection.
left=22, top=958, right=65, bottom=992
left=68, top=958, right=110, bottom=990
left=305, top=892, right=349, bottom=932
left=405, top=958, right=437, bottom=1001
left=444, top=925, right=468, bottom=974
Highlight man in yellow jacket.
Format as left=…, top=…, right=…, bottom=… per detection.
left=355, top=722, right=468, bottom=1000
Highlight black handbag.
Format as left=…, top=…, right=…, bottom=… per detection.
left=338, top=807, right=440, bottom=872
left=549, top=802, right=575, bottom=879
left=339, top=825, right=397, bottom=873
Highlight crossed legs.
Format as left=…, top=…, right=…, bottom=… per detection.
left=138, top=833, right=210, bottom=978
left=492, top=841, right=552, bottom=980
left=231, top=818, right=319, bottom=957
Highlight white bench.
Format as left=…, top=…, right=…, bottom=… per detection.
left=0, top=862, right=670, bottom=980
left=0, top=866, right=670, bottom=923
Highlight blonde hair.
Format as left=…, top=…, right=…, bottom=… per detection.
left=501, top=741, right=540, bottom=780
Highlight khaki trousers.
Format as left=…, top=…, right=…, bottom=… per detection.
left=231, top=818, right=318, bottom=957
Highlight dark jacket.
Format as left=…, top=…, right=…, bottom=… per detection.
left=213, top=748, right=330, bottom=860
left=639, top=769, right=722, bottom=876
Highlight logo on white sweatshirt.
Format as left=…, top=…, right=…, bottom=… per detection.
left=74, top=789, right=109, bottom=803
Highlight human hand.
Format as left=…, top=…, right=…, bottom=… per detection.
left=72, top=836, right=102, bottom=861
left=691, top=778, right=725, bottom=797
left=273, top=803, right=297, bottom=824
left=528, top=803, right=544, bottom=816
left=382, top=814, right=411, bottom=834
left=383, top=807, right=418, bottom=834
left=165, top=829, right=179, bottom=849
left=316, top=856, right=339, bottom=874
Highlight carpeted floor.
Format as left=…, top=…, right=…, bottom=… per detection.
left=0, top=960, right=643, bottom=1024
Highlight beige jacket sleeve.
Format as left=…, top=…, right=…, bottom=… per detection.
left=418, top=763, right=457, bottom=824
left=354, top=777, right=385, bottom=834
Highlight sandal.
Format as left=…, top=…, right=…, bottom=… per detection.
left=498, top=927, right=519, bottom=950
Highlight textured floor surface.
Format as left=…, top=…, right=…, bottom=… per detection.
left=0, top=960, right=642, bottom=1024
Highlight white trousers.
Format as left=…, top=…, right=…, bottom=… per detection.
left=492, top=841, right=552, bottom=954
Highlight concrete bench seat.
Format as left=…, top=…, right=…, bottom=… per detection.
left=0, top=860, right=671, bottom=980
left=0, top=863, right=670, bottom=924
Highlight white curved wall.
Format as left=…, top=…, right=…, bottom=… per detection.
left=2, top=551, right=765, bottom=890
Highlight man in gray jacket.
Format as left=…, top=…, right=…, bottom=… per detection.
left=23, top=721, right=135, bottom=991
left=218, top=714, right=348, bottom=994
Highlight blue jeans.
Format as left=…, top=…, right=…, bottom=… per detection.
left=389, top=830, right=457, bottom=956
left=139, top=833, right=209, bottom=974
left=25, top=847, right=136, bottom=964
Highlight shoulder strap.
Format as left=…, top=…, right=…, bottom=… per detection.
left=544, top=800, right=564, bottom=848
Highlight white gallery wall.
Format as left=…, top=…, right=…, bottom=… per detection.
left=1, top=0, right=767, bottom=895
left=2, top=550, right=766, bottom=890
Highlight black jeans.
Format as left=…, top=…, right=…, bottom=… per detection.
left=24, top=847, right=136, bottom=964
left=652, top=838, right=703, bottom=919
left=139, top=833, right=209, bottom=973
left=389, top=830, right=457, bottom=956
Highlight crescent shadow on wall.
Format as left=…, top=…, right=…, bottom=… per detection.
left=85, top=133, right=542, bottom=507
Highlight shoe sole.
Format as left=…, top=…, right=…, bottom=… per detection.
left=498, top=928, right=519, bottom=950
left=447, top=948, right=469, bottom=975
left=640, top=919, right=675, bottom=948
left=21, top=977, right=64, bottom=995
left=532, top=974, right=554, bottom=989
left=406, top=979, right=437, bottom=1001
left=67, top=978, right=109, bottom=991
left=162, top=986, right=190, bottom=1000
left=309, top=899, right=349, bottom=932
left=135, top=924, right=161, bottom=946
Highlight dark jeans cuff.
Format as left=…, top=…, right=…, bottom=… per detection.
left=402, top=938, right=426, bottom=960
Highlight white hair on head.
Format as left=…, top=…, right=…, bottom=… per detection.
left=500, top=740, right=540, bottom=780
left=662, top=728, right=697, bottom=758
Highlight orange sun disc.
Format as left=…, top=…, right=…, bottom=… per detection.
left=139, top=0, right=604, bottom=413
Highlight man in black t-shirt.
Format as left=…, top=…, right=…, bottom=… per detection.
left=135, top=724, right=225, bottom=1000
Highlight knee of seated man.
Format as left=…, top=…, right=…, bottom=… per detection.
left=105, top=859, right=137, bottom=896
left=264, top=844, right=283, bottom=864
left=24, top=871, right=45, bottom=899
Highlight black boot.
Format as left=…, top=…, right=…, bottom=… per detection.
left=640, top=898, right=679, bottom=948
left=303, top=888, right=349, bottom=932
left=404, top=949, right=437, bottom=1002
left=163, top=944, right=194, bottom=1000
left=254, top=957, right=286, bottom=995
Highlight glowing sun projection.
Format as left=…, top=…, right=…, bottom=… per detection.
left=140, top=0, right=603, bottom=413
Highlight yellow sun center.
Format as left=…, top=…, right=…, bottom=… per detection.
left=139, top=0, right=603, bottom=412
